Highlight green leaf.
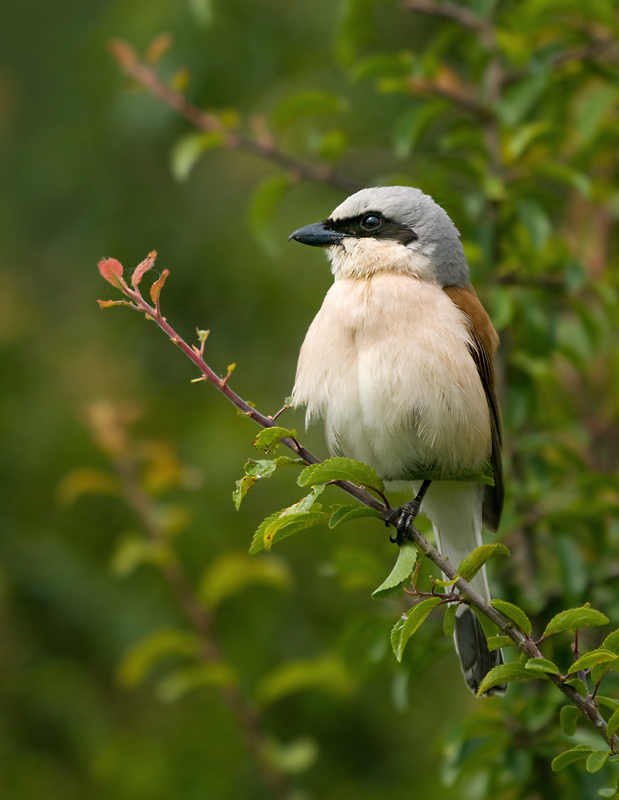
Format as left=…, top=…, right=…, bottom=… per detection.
left=487, top=635, right=514, bottom=651
left=390, top=597, right=442, bottom=662
left=490, top=599, right=533, bottom=635
left=110, top=536, right=171, bottom=578
left=543, top=604, right=609, bottom=637
left=199, top=551, right=293, bottom=607
left=233, top=457, right=304, bottom=509
left=328, top=504, right=383, bottom=528
left=598, top=788, right=618, bottom=798
left=443, top=604, right=457, bottom=637
left=602, top=630, right=619, bottom=654
left=256, top=657, right=352, bottom=706
left=156, top=662, right=236, bottom=703
left=587, top=750, right=609, bottom=774
left=560, top=705, right=580, bottom=736
left=253, top=426, right=297, bottom=453
left=606, top=706, right=619, bottom=740
left=298, top=457, right=385, bottom=493
left=318, top=129, right=348, bottom=161
left=170, top=132, right=224, bottom=182
left=271, top=90, right=348, bottom=129
left=592, top=660, right=613, bottom=688
left=598, top=696, right=619, bottom=712
left=457, top=543, right=510, bottom=582
left=263, top=736, right=318, bottom=774
left=249, top=174, right=293, bottom=254
left=371, top=541, right=418, bottom=600
left=477, top=662, right=548, bottom=696
left=117, top=629, right=200, bottom=687
left=568, top=649, right=617, bottom=675
left=525, top=657, right=561, bottom=675
left=249, top=492, right=329, bottom=555
left=565, top=677, right=588, bottom=697
left=551, top=745, right=594, bottom=772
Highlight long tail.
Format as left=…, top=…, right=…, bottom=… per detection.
left=420, top=481, right=506, bottom=696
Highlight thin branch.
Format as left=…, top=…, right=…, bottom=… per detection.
left=98, top=255, right=617, bottom=754
left=109, top=40, right=363, bottom=196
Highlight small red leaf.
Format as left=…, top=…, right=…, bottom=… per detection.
left=98, top=258, right=129, bottom=292
left=132, top=251, right=157, bottom=287
left=150, top=269, right=169, bottom=305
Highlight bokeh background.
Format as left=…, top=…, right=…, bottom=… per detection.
left=2, top=1, right=619, bottom=798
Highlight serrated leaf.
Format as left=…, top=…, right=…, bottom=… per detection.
left=457, top=544, right=510, bottom=582
left=371, top=541, right=418, bottom=600
left=328, top=504, right=383, bottom=528
left=543, top=604, right=609, bottom=637
left=156, top=662, right=236, bottom=703
left=271, top=90, right=348, bottom=129
left=592, top=661, right=613, bottom=687
left=298, top=457, right=385, bottom=493
left=565, top=677, right=588, bottom=697
left=256, top=656, right=352, bottom=706
left=490, top=599, right=533, bottom=635
left=587, top=750, right=609, bottom=773
left=560, top=705, right=579, bottom=736
left=477, top=662, right=548, bottom=695
left=199, top=551, right=293, bottom=608
left=487, top=636, right=514, bottom=651
left=249, top=493, right=329, bottom=555
left=443, top=604, right=457, bottom=637
left=598, top=696, right=619, bottom=712
left=249, top=174, right=293, bottom=254
left=525, top=657, right=561, bottom=675
left=606, top=706, right=619, bottom=740
left=390, top=597, right=442, bottom=662
left=117, top=629, right=200, bottom=687
left=568, top=649, right=617, bottom=675
left=551, top=745, right=594, bottom=772
left=170, top=131, right=224, bottom=181
left=253, top=427, right=297, bottom=453
left=233, top=457, right=304, bottom=509
left=602, top=630, right=619, bottom=653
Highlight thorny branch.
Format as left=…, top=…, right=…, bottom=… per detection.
left=109, top=40, right=363, bottom=196
left=99, top=253, right=617, bottom=754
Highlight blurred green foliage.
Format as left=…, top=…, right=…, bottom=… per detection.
left=2, top=0, right=619, bottom=798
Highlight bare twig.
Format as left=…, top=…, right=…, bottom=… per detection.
left=109, top=40, right=363, bottom=196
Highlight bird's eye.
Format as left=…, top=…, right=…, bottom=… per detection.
left=360, top=214, right=382, bottom=231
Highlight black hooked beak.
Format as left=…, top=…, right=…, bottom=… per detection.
left=288, top=221, right=348, bottom=247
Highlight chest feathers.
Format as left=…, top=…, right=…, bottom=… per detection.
left=293, top=272, right=492, bottom=481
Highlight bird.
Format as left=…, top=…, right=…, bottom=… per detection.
left=289, top=185, right=506, bottom=696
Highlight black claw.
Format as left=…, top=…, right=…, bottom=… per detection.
left=384, top=480, right=432, bottom=546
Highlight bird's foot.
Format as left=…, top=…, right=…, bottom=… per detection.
left=384, top=479, right=432, bottom=546
left=386, top=499, right=422, bottom=546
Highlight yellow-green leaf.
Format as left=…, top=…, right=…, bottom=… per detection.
left=117, top=629, right=200, bottom=688
left=298, top=457, right=385, bottom=493
left=490, top=599, right=532, bottom=635
left=156, top=662, right=237, bottom=702
left=477, top=662, right=548, bottom=696
left=457, top=543, right=510, bottom=582
left=390, top=597, right=442, bottom=662
left=371, top=541, right=418, bottom=600
left=551, top=745, right=594, bottom=772
left=543, top=604, right=609, bottom=637
left=568, top=649, right=617, bottom=675
left=199, top=551, right=293, bottom=607
left=329, top=504, right=383, bottom=528
left=253, top=427, right=297, bottom=453
left=256, top=657, right=352, bottom=706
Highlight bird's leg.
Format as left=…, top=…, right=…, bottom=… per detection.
left=385, top=479, right=432, bottom=546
